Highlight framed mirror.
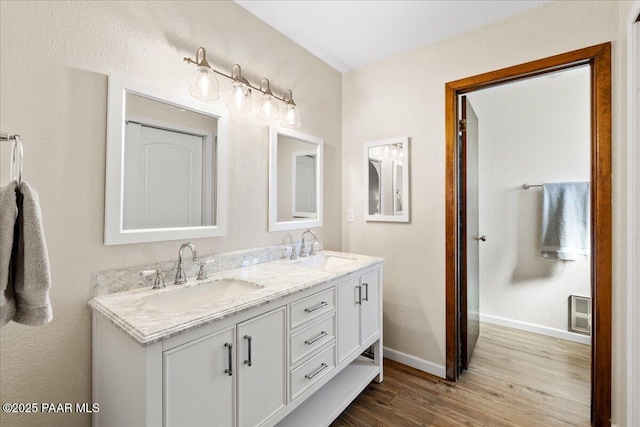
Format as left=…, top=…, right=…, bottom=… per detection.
left=269, top=126, right=323, bottom=232
left=364, top=137, right=410, bottom=222
left=104, top=75, right=227, bottom=245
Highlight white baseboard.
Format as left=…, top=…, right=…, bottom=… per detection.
left=480, top=313, right=591, bottom=345
left=383, top=346, right=446, bottom=379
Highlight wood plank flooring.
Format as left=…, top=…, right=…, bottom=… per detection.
left=331, top=323, right=590, bottom=427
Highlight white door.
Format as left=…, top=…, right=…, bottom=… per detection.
left=237, top=307, right=286, bottom=427
left=163, top=327, right=235, bottom=427
left=360, top=271, right=380, bottom=344
left=124, top=123, right=204, bottom=229
left=337, top=279, right=360, bottom=363
left=292, top=152, right=316, bottom=218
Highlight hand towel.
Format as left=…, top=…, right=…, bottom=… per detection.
left=12, top=181, right=52, bottom=326
left=0, top=181, right=18, bottom=326
left=541, top=182, right=590, bottom=261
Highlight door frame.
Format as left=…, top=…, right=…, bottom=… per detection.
left=445, top=43, right=612, bottom=426
left=627, top=4, right=640, bottom=426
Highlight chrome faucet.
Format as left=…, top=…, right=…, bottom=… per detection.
left=175, top=242, right=198, bottom=284
left=299, top=229, right=317, bottom=258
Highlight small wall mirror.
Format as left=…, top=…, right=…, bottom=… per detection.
left=364, top=137, right=410, bottom=222
left=104, top=75, right=227, bottom=245
left=269, top=126, right=323, bottom=231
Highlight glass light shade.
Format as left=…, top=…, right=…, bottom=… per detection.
left=227, top=81, right=252, bottom=112
left=256, top=93, right=280, bottom=120
left=189, top=66, right=220, bottom=100
left=281, top=103, right=301, bottom=129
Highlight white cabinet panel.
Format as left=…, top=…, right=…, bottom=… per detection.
left=290, top=344, right=335, bottom=400
left=338, top=272, right=380, bottom=364
left=290, top=288, right=335, bottom=329
left=337, top=279, right=360, bottom=363
left=237, top=307, right=286, bottom=427
left=360, top=271, right=380, bottom=344
left=290, top=314, right=335, bottom=365
left=163, top=327, right=234, bottom=427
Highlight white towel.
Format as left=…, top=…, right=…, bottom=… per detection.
left=541, top=182, right=590, bottom=261
left=0, top=181, right=18, bottom=326
left=12, top=181, right=53, bottom=326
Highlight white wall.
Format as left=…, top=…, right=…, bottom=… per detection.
left=467, top=66, right=591, bottom=336
left=342, top=1, right=629, bottom=423
left=0, top=1, right=341, bottom=426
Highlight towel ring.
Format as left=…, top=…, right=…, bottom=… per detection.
left=10, top=135, right=23, bottom=187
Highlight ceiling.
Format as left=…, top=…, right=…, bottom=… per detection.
left=235, top=1, right=550, bottom=72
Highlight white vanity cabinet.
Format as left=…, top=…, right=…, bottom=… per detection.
left=92, top=262, right=382, bottom=427
left=337, top=270, right=380, bottom=363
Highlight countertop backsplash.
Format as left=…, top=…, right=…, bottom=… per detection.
left=93, top=240, right=323, bottom=297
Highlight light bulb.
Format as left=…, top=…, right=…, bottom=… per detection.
left=227, top=81, right=252, bottom=112
left=282, top=103, right=301, bottom=129
left=189, top=66, right=219, bottom=101
left=257, top=93, right=280, bottom=120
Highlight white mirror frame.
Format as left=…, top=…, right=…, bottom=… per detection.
left=364, top=137, right=410, bottom=223
left=104, top=75, right=228, bottom=245
left=268, top=126, right=323, bottom=232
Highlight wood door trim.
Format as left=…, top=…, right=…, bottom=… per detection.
left=444, top=43, right=612, bottom=427
left=460, top=97, right=468, bottom=372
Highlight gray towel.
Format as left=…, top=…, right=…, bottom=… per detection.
left=12, top=181, right=53, bottom=326
left=541, top=182, right=590, bottom=260
left=0, top=181, right=18, bottom=326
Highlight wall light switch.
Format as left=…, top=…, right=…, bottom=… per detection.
left=347, top=208, right=354, bottom=222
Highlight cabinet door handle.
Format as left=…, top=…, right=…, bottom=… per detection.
left=244, top=335, right=252, bottom=367
left=224, top=343, right=233, bottom=376
left=305, top=331, right=328, bottom=345
left=304, top=301, right=328, bottom=313
left=304, top=363, right=329, bottom=380
left=356, top=285, right=362, bottom=304
left=362, top=282, right=369, bottom=302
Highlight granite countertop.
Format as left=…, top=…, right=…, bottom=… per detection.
left=89, top=251, right=383, bottom=346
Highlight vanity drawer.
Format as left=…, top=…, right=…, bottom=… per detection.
left=290, top=344, right=335, bottom=401
left=290, top=288, right=335, bottom=329
left=290, top=314, right=335, bottom=365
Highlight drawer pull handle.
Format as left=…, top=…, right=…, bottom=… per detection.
left=363, top=282, right=369, bottom=302
left=356, top=285, right=362, bottom=304
left=305, top=331, right=328, bottom=345
left=305, top=363, right=329, bottom=380
left=244, top=335, right=252, bottom=367
left=304, top=301, right=328, bottom=313
left=224, top=343, right=233, bottom=376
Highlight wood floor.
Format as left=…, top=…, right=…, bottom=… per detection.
left=331, top=323, right=591, bottom=427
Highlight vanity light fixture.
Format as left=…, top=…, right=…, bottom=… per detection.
left=227, top=64, right=252, bottom=112
left=281, top=90, right=301, bottom=129
left=186, top=48, right=220, bottom=101
left=256, top=79, right=280, bottom=121
left=184, top=46, right=301, bottom=127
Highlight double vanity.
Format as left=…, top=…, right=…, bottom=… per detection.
left=95, top=74, right=387, bottom=426
left=90, top=249, right=383, bottom=426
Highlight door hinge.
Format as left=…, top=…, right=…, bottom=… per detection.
left=458, top=119, right=466, bottom=132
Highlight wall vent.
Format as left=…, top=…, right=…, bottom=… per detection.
left=569, top=295, right=591, bottom=335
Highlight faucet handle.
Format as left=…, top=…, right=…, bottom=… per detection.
left=310, top=240, right=319, bottom=256
left=197, top=258, right=215, bottom=280
left=289, top=243, right=298, bottom=260
left=140, top=266, right=165, bottom=290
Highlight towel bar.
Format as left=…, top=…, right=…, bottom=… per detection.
left=523, top=183, right=543, bottom=190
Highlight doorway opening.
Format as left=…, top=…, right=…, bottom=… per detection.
left=445, top=43, right=612, bottom=426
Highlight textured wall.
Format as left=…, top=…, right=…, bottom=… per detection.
left=0, top=1, right=341, bottom=426
left=342, top=0, right=629, bottom=423
left=467, top=66, right=591, bottom=333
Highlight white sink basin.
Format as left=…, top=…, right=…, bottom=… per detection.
left=294, top=254, right=356, bottom=270
left=144, top=278, right=263, bottom=314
